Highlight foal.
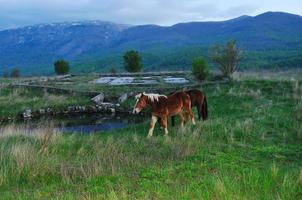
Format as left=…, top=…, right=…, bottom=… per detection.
left=133, top=92, right=195, bottom=137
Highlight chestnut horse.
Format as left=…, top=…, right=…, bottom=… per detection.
left=133, top=92, right=195, bottom=137
left=171, top=89, right=208, bottom=126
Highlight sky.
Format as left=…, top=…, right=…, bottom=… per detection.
left=1, top=0, right=302, bottom=30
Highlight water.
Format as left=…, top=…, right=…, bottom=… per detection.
left=9, top=113, right=147, bottom=134
left=93, top=76, right=189, bottom=85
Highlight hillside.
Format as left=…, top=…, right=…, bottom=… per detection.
left=0, top=12, right=302, bottom=75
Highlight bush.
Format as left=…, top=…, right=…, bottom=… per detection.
left=210, top=40, right=241, bottom=78
left=192, top=57, right=209, bottom=81
left=123, top=50, right=143, bottom=72
left=10, top=68, right=20, bottom=78
left=110, top=67, right=117, bottom=75
left=54, top=60, right=70, bottom=75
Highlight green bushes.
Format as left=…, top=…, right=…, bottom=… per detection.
left=123, top=50, right=143, bottom=72
left=192, top=57, right=209, bottom=81
left=54, top=60, right=70, bottom=75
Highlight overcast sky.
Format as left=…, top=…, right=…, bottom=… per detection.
left=1, top=0, right=302, bottom=30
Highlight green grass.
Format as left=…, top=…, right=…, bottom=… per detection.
left=0, top=79, right=301, bottom=199
left=0, top=87, right=91, bottom=117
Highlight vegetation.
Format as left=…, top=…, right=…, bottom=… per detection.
left=0, top=79, right=301, bottom=199
left=109, top=67, right=117, bottom=74
left=123, top=50, right=143, bottom=72
left=0, top=87, right=90, bottom=118
left=210, top=40, right=242, bottom=78
left=54, top=60, right=70, bottom=75
left=192, top=57, right=209, bottom=81
left=10, top=68, right=21, bottom=78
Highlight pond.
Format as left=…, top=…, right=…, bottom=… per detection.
left=3, top=113, right=148, bottom=134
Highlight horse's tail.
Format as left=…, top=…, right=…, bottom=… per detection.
left=201, top=95, right=208, bottom=120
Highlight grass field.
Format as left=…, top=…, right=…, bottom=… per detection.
left=0, top=87, right=91, bottom=118
left=0, top=79, right=301, bottom=199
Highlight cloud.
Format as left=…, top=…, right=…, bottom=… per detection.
left=0, top=0, right=301, bottom=30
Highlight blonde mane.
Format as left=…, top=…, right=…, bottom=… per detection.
left=135, top=92, right=167, bottom=102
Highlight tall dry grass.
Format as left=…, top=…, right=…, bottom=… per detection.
left=0, top=123, right=205, bottom=186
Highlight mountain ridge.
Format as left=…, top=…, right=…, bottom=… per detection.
left=0, top=11, right=302, bottom=75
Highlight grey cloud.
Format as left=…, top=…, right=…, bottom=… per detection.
left=0, top=0, right=300, bottom=30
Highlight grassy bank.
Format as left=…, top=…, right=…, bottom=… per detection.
left=0, top=79, right=301, bottom=199
left=0, top=87, right=91, bottom=118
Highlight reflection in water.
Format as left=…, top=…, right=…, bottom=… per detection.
left=14, top=113, right=147, bottom=134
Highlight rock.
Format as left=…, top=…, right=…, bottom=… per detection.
left=22, top=109, right=32, bottom=118
left=68, top=106, right=75, bottom=112
left=91, top=93, right=105, bottom=105
left=38, top=109, right=45, bottom=114
left=99, top=102, right=116, bottom=108
left=87, top=105, right=97, bottom=113
left=46, top=108, right=54, bottom=114
left=118, top=93, right=128, bottom=103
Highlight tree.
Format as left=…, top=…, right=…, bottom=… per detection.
left=54, top=60, right=70, bottom=75
left=10, top=68, right=20, bottom=78
left=210, top=40, right=242, bottom=78
left=109, top=67, right=117, bottom=75
left=123, top=50, right=143, bottom=72
left=192, top=57, right=209, bottom=81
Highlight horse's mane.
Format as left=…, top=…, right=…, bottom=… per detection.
left=136, top=92, right=167, bottom=102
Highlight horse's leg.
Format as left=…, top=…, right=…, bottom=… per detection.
left=160, top=115, right=168, bottom=136
left=196, top=103, right=202, bottom=120
left=179, top=111, right=185, bottom=128
left=148, top=115, right=158, bottom=138
left=191, top=113, right=196, bottom=125
left=158, top=117, right=163, bottom=129
left=185, top=104, right=196, bottom=125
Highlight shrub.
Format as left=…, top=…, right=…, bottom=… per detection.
left=123, top=50, right=143, bottom=72
left=192, top=57, right=209, bottom=81
left=210, top=40, right=242, bottom=78
left=10, top=68, right=21, bottom=78
left=110, top=67, right=117, bottom=75
left=54, top=60, right=70, bottom=75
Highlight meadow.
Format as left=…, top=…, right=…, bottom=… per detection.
left=0, top=87, right=90, bottom=118
left=0, top=79, right=301, bottom=199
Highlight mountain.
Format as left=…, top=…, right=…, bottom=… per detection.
left=0, top=12, right=302, bottom=75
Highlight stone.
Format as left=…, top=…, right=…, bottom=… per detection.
left=99, top=102, right=116, bottom=108
left=46, top=108, right=53, bottom=114
left=118, top=93, right=128, bottom=103
left=38, top=109, right=45, bottom=114
left=22, top=109, right=32, bottom=118
left=87, top=105, right=97, bottom=113
left=68, top=106, right=75, bottom=112
left=91, top=93, right=105, bottom=104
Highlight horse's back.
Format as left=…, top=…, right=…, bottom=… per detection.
left=186, top=89, right=204, bottom=104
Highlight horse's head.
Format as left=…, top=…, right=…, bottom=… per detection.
left=133, top=92, right=148, bottom=114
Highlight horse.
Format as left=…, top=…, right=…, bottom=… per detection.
left=171, top=89, right=208, bottom=126
left=133, top=92, right=195, bottom=137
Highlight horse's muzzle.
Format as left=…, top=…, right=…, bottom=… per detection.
left=132, top=108, right=141, bottom=114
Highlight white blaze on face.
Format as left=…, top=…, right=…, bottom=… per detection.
left=133, top=93, right=142, bottom=114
